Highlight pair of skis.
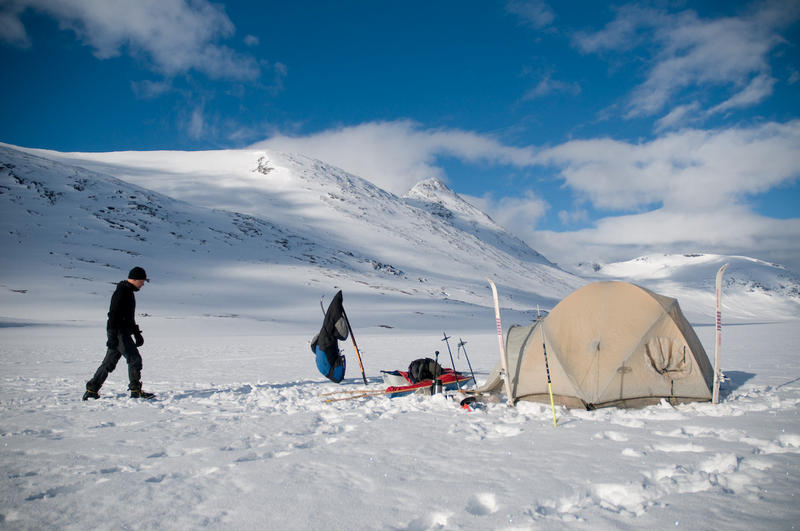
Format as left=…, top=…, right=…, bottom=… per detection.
left=319, top=373, right=474, bottom=403
left=320, top=388, right=391, bottom=403
left=713, top=264, right=729, bottom=404
left=488, top=278, right=557, bottom=426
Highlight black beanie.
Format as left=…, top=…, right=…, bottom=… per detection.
left=128, top=267, right=149, bottom=281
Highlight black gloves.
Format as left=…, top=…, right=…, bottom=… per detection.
left=133, top=327, right=144, bottom=347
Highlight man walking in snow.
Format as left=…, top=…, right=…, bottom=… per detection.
left=83, top=266, right=155, bottom=400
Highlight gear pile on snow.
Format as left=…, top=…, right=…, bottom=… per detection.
left=406, top=357, right=443, bottom=383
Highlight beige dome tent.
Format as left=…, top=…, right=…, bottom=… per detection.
left=479, top=282, right=714, bottom=409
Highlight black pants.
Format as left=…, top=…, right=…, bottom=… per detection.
left=87, top=330, right=143, bottom=391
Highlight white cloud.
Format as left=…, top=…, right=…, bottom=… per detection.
left=529, top=206, right=800, bottom=272
left=187, top=104, right=209, bottom=140
left=0, top=0, right=260, bottom=80
left=707, top=73, right=777, bottom=115
left=574, top=2, right=799, bottom=120
left=466, top=191, right=550, bottom=233
left=506, top=0, right=555, bottom=30
left=655, top=102, right=701, bottom=132
left=0, top=3, right=29, bottom=47
left=270, top=62, right=288, bottom=95
left=558, top=208, right=589, bottom=226
left=573, top=5, right=663, bottom=54
left=526, top=119, right=800, bottom=270
left=535, top=120, right=800, bottom=210
left=523, top=73, right=581, bottom=100
left=131, top=79, right=172, bottom=99
left=252, top=120, right=537, bottom=195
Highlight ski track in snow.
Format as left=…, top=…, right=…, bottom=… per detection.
left=1, top=325, right=799, bottom=530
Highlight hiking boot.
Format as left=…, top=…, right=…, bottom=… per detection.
left=83, top=389, right=100, bottom=401
left=130, top=389, right=155, bottom=399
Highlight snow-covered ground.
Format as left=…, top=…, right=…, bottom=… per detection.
left=2, top=143, right=799, bottom=529
left=1, top=315, right=799, bottom=529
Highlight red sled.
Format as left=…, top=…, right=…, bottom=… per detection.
left=380, top=369, right=473, bottom=397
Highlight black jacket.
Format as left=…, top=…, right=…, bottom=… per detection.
left=106, top=280, right=139, bottom=332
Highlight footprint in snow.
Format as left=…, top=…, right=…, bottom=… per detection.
left=466, top=492, right=498, bottom=516
left=592, top=431, right=629, bottom=442
left=488, top=424, right=522, bottom=438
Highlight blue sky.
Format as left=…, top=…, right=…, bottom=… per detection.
left=1, top=0, right=799, bottom=270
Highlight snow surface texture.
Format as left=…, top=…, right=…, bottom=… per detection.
left=1, top=143, right=799, bottom=529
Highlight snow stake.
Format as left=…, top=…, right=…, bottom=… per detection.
left=712, top=263, right=729, bottom=404
left=442, top=333, right=461, bottom=391
left=487, top=278, right=515, bottom=406
left=457, top=338, right=476, bottom=387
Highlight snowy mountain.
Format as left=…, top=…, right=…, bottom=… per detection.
left=2, top=142, right=798, bottom=326
left=0, top=143, right=582, bottom=328
left=404, top=177, right=553, bottom=267
left=577, top=253, right=800, bottom=321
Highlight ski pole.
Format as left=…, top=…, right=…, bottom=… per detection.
left=457, top=338, right=476, bottom=386
left=442, top=332, right=461, bottom=391
left=341, top=308, right=368, bottom=385
left=541, top=324, right=557, bottom=427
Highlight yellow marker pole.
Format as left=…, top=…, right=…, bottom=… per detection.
left=547, top=382, right=557, bottom=427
